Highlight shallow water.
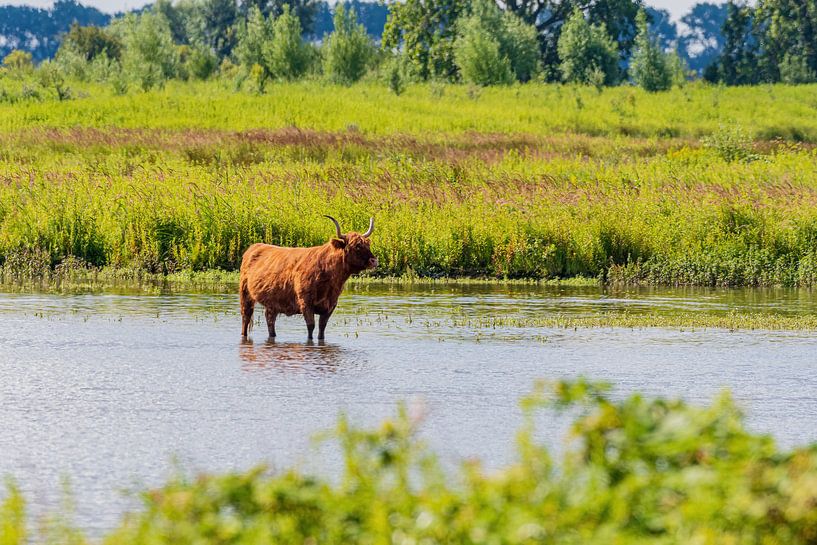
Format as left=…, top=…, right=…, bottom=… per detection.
left=2, top=283, right=817, bottom=535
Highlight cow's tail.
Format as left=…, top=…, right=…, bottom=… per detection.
left=239, top=271, right=254, bottom=334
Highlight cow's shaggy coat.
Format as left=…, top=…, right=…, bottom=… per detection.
left=239, top=217, right=376, bottom=340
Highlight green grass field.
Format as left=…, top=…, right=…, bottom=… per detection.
left=3, top=80, right=817, bottom=286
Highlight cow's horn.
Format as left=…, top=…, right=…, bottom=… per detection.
left=324, top=215, right=343, bottom=239
left=362, top=217, right=374, bottom=238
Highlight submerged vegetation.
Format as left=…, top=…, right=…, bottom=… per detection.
left=2, top=82, right=817, bottom=286
left=4, top=381, right=817, bottom=544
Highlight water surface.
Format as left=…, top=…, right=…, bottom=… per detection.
left=1, top=283, right=817, bottom=534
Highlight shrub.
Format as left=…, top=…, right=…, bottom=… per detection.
left=323, top=4, right=374, bottom=85
left=2, top=50, right=33, bottom=72
left=36, top=62, right=72, bottom=101
left=186, top=45, right=218, bottom=80
left=234, top=6, right=272, bottom=71
left=454, top=15, right=513, bottom=86
left=454, top=0, right=539, bottom=85
left=263, top=5, right=310, bottom=81
left=384, top=55, right=408, bottom=95
left=702, top=124, right=759, bottom=162
left=558, top=8, right=619, bottom=86
left=779, top=52, right=817, bottom=84
left=630, top=9, right=673, bottom=92
left=118, top=12, right=179, bottom=90
left=12, top=381, right=808, bottom=545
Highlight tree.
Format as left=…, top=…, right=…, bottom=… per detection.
left=629, top=9, right=672, bottom=91
left=557, top=8, right=619, bottom=85
left=501, top=0, right=642, bottom=81
left=2, top=50, right=33, bottom=71
left=153, top=0, right=191, bottom=44
left=755, top=0, right=817, bottom=83
left=678, top=2, right=728, bottom=74
left=779, top=52, right=817, bottom=84
left=381, top=0, right=467, bottom=81
left=311, top=0, right=389, bottom=41
left=61, top=23, right=122, bottom=61
left=454, top=13, right=513, bottom=85
left=497, top=9, right=541, bottom=82
left=241, top=0, right=319, bottom=36
left=235, top=5, right=273, bottom=69
left=453, top=0, right=539, bottom=84
left=119, top=12, right=179, bottom=90
left=263, top=5, right=310, bottom=80
left=714, top=1, right=761, bottom=85
left=323, top=4, right=374, bottom=85
left=197, top=0, right=239, bottom=59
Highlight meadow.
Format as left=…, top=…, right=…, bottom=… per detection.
left=2, top=81, right=817, bottom=286
left=4, top=80, right=817, bottom=542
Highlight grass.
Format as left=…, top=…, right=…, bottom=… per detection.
left=3, top=80, right=817, bottom=141
left=3, top=81, right=817, bottom=286
left=3, top=381, right=817, bottom=545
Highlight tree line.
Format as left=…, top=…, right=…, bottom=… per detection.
left=1, top=0, right=816, bottom=94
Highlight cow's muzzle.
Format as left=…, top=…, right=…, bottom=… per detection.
left=367, top=257, right=378, bottom=269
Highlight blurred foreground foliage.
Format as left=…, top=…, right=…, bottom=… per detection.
left=4, top=380, right=817, bottom=544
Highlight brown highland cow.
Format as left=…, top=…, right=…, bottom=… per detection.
left=239, top=216, right=377, bottom=340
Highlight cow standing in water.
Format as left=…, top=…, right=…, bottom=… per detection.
left=239, top=216, right=377, bottom=340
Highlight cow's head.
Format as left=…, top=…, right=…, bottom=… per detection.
left=325, top=215, right=378, bottom=272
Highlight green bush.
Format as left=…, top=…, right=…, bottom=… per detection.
left=4, top=382, right=817, bottom=544
left=263, top=5, right=311, bottom=81
left=454, top=15, right=513, bottom=86
left=234, top=5, right=272, bottom=72
left=323, top=4, right=374, bottom=85
left=454, top=0, right=539, bottom=85
left=117, top=11, right=180, bottom=90
left=1, top=50, right=33, bottom=72
left=557, top=8, right=619, bottom=86
left=630, top=10, right=673, bottom=92
left=779, top=52, right=817, bottom=84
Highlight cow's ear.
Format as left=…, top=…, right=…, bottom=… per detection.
left=331, top=238, right=346, bottom=249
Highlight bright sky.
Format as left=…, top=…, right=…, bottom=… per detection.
left=3, top=0, right=717, bottom=20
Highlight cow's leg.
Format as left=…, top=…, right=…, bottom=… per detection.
left=303, top=310, right=315, bottom=340
left=264, top=308, right=278, bottom=338
left=241, top=294, right=255, bottom=338
left=318, top=310, right=334, bottom=340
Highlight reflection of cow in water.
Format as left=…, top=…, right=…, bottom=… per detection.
left=239, top=216, right=377, bottom=340
left=239, top=339, right=346, bottom=373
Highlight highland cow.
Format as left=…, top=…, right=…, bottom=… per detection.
left=239, top=216, right=377, bottom=340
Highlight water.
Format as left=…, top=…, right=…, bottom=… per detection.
left=2, top=283, right=817, bottom=535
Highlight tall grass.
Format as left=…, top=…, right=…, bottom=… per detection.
left=2, top=80, right=817, bottom=141
left=2, top=125, right=817, bottom=285
left=3, top=82, right=817, bottom=285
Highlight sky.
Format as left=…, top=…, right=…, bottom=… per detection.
left=3, top=0, right=713, bottom=20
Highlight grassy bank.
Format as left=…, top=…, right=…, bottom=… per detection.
left=3, top=80, right=817, bottom=141
left=3, top=381, right=817, bottom=545
left=3, top=82, right=817, bottom=286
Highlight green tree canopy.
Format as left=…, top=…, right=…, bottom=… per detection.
left=381, top=0, right=467, bottom=81
left=323, top=4, right=374, bottom=85
left=241, top=0, right=319, bottom=35
left=263, top=5, right=310, bottom=80
left=61, top=23, right=122, bottom=61
left=235, top=5, right=273, bottom=69
left=117, top=11, right=179, bottom=90
left=454, top=0, right=540, bottom=85
left=629, top=9, right=672, bottom=91
left=557, top=8, right=619, bottom=85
